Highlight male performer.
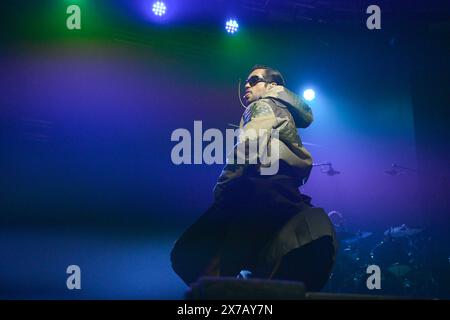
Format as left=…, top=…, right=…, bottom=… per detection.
left=171, top=65, right=337, bottom=291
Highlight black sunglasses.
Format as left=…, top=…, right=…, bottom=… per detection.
left=245, top=75, right=267, bottom=87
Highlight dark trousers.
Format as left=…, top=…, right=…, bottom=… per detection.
left=170, top=175, right=337, bottom=291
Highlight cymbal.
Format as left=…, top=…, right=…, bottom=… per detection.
left=344, top=231, right=373, bottom=244
left=384, top=225, right=422, bottom=238
left=337, top=231, right=373, bottom=243
left=388, top=263, right=412, bottom=277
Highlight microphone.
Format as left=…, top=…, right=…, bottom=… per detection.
left=313, top=162, right=341, bottom=176
left=385, top=164, right=399, bottom=176
left=327, top=166, right=340, bottom=176
left=238, top=78, right=247, bottom=109
left=384, top=169, right=398, bottom=175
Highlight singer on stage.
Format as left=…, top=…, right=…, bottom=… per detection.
left=171, top=65, right=338, bottom=291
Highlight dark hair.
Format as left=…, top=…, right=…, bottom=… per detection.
left=250, top=64, right=285, bottom=86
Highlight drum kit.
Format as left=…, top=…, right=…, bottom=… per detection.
left=326, top=212, right=433, bottom=296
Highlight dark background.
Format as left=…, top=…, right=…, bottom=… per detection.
left=0, top=0, right=449, bottom=299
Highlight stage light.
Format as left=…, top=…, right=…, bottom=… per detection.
left=303, top=89, right=315, bottom=101
left=225, top=19, right=239, bottom=34
left=152, top=1, right=166, bottom=16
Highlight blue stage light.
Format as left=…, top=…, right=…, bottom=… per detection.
left=225, top=19, right=239, bottom=34
left=152, top=1, right=166, bottom=16
left=303, top=89, right=316, bottom=101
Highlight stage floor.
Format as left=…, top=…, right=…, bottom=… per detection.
left=0, top=228, right=186, bottom=299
